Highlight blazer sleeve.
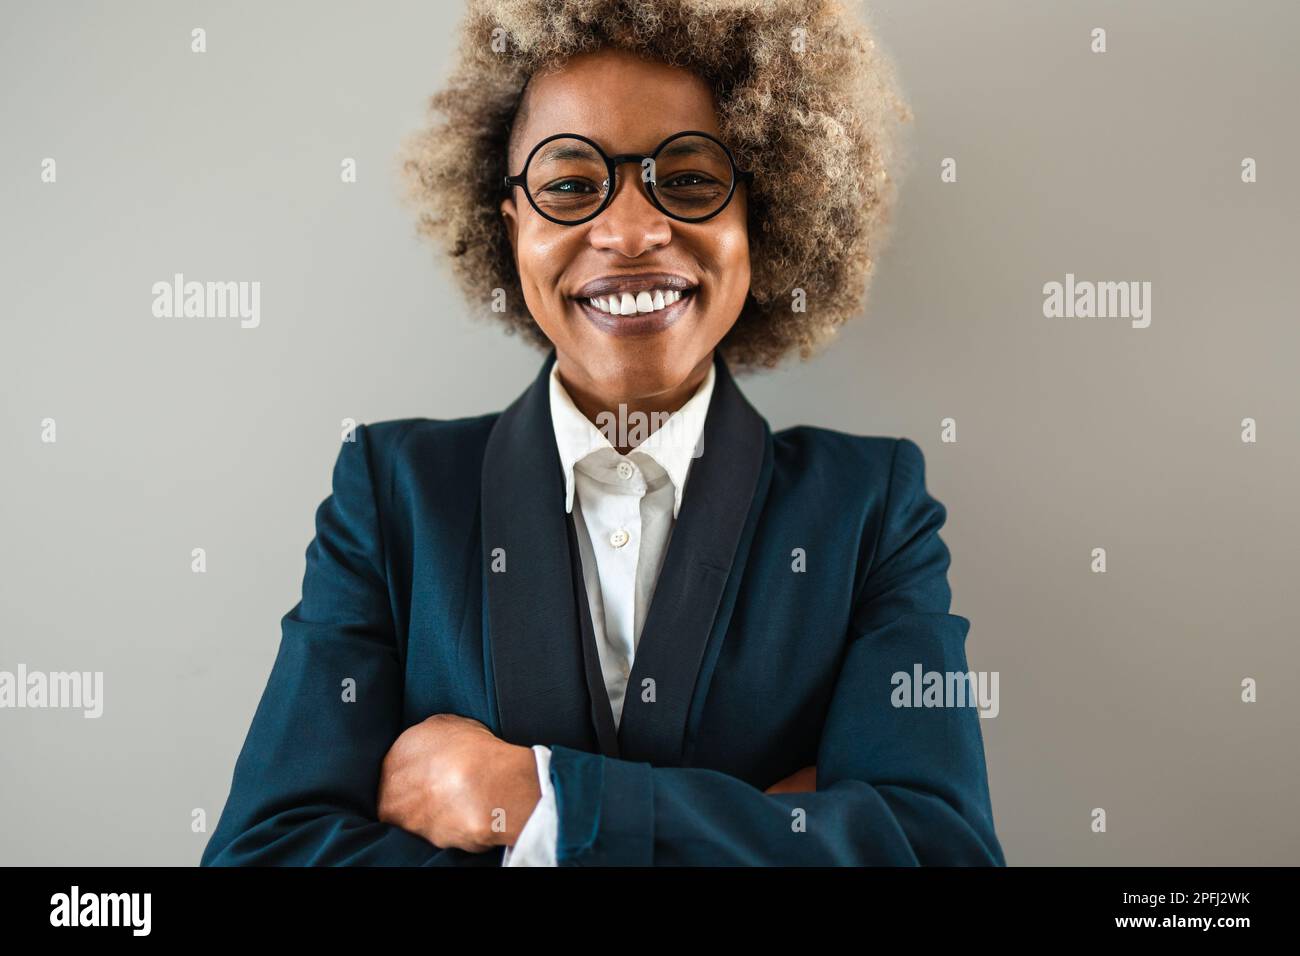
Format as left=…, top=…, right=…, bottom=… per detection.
left=202, top=423, right=490, bottom=866
left=543, top=437, right=1006, bottom=866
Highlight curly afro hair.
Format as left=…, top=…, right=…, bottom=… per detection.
left=398, top=0, right=910, bottom=371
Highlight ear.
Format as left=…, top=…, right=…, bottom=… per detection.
left=499, top=194, right=520, bottom=250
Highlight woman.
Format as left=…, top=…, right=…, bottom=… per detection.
left=203, top=0, right=1004, bottom=866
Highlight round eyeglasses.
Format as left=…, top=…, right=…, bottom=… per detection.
left=503, top=130, right=754, bottom=226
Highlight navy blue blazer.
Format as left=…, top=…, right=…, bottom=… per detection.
left=202, top=349, right=1005, bottom=866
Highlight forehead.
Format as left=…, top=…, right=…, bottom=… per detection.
left=515, top=49, right=722, bottom=156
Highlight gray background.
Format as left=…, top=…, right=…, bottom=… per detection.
left=1, top=0, right=1296, bottom=865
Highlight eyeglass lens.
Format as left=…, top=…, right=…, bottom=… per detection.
left=524, top=135, right=736, bottom=223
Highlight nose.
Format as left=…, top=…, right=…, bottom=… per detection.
left=585, top=163, right=673, bottom=256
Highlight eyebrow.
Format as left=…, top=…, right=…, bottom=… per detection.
left=534, top=138, right=725, bottom=163
left=657, top=140, right=721, bottom=160
left=536, top=143, right=599, bottom=162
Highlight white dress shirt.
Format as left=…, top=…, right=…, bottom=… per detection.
left=501, top=359, right=716, bottom=866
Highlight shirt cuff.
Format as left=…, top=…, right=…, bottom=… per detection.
left=500, top=745, right=558, bottom=867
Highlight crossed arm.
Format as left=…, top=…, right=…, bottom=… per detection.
left=370, top=713, right=817, bottom=857
left=201, top=428, right=1003, bottom=866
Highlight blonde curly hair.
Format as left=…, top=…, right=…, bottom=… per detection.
left=398, top=0, right=909, bottom=370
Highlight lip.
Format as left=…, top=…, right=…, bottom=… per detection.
left=572, top=272, right=697, bottom=299
left=574, top=288, right=695, bottom=337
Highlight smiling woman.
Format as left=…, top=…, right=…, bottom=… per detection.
left=202, top=0, right=1005, bottom=869
left=400, top=0, right=909, bottom=374
left=499, top=48, right=756, bottom=409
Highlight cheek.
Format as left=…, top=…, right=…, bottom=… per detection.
left=514, top=225, right=584, bottom=332
left=708, top=224, right=751, bottom=308
left=516, top=227, right=567, bottom=293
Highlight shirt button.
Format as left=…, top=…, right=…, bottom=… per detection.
left=616, top=461, right=635, bottom=480
left=609, top=528, right=630, bottom=549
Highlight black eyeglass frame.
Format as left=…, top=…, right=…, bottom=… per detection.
left=503, top=129, right=754, bottom=226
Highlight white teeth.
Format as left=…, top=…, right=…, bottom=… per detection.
left=585, top=289, right=690, bottom=315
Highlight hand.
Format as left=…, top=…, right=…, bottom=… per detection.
left=376, top=713, right=540, bottom=852
left=765, top=764, right=817, bottom=794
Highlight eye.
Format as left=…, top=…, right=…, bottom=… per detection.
left=541, top=178, right=599, bottom=195
left=660, top=172, right=716, bottom=188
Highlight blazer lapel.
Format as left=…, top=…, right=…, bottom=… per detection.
left=617, top=351, right=773, bottom=766
left=481, top=350, right=603, bottom=752
left=566, top=515, right=622, bottom=758
left=482, top=348, right=773, bottom=768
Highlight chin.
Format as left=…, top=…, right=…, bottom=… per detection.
left=582, top=348, right=686, bottom=398
left=568, top=332, right=686, bottom=394
left=598, top=364, right=680, bottom=401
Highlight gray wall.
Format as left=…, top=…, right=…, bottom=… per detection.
left=1, top=0, right=1296, bottom=865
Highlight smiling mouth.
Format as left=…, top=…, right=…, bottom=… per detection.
left=572, top=288, right=696, bottom=336
left=586, top=287, right=688, bottom=315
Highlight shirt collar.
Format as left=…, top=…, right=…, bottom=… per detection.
left=549, top=360, right=716, bottom=520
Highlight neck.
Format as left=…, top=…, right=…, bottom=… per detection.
left=556, top=352, right=713, bottom=456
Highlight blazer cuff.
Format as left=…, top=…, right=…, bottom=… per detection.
left=549, top=744, right=654, bottom=866
left=501, top=745, right=557, bottom=867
